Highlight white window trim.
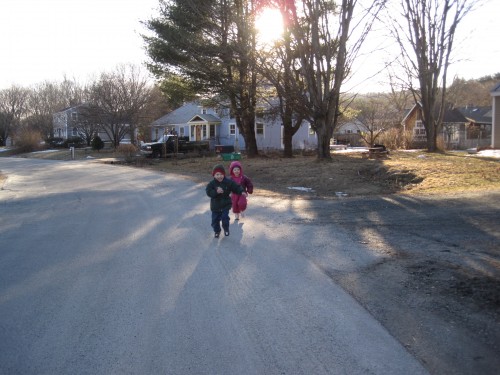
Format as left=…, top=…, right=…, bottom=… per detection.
left=255, top=122, right=264, bottom=136
left=229, top=124, right=236, bottom=136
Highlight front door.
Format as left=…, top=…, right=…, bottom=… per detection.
left=195, top=125, right=202, bottom=141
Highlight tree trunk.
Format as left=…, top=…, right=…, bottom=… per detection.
left=421, top=101, right=438, bottom=152
left=239, top=112, right=258, bottom=158
left=283, top=124, right=293, bottom=158
left=426, top=123, right=438, bottom=152
left=315, top=120, right=332, bottom=159
left=243, top=125, right=258, bottom=158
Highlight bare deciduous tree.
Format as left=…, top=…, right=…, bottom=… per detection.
left=353, top=95, right=400, bottom=146
left=0, top=86, right=30, bottom=146
left=446, top=76, right=497, bottom=107
left=277, top=0, right=386, bottom=159
left=24, top=81, right=67, bottom=140
left=87, top=65, right=155, bottom=147
left=389, top=0, right=477, bottom=151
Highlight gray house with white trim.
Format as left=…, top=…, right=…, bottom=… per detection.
left=148, top=101, right=318, bottom=151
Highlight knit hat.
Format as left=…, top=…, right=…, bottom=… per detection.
left=212, top=164, right=226, bottom=176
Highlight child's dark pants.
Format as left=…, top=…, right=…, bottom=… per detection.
left=211, top=209, right=230, bottom=233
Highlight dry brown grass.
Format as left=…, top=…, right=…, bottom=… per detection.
left=3, top=148, right=499, bottom=198
left=142, top=149, right=500, bottom=198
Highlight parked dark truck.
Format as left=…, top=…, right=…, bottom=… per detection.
left=140, top=134, right=210, bottom=158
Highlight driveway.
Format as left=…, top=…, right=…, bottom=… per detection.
left=0, top=158, right=498, bottom=374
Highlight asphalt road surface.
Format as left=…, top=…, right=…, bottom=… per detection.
left=0, top=157, right=469, bottom=374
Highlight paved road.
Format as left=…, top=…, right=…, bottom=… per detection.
left=0, top=158, right=431, bottom=374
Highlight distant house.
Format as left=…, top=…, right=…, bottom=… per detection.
left=53, top=105, right=86, bottom=140
left=333, top=120, right=363, bottom=146
left=401, top=102, right=488, bottom=149
left=491, top=82, right=500, bottom=148
left=457, top=106, right=492, bottom=149
left=148, top=101, right=318, bottom=151
left=53, top=104, right=134, bottom=145
left=149, top=102, right=222, bottom=145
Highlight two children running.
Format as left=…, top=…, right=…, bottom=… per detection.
left=205, top=161, right=253, bottom=238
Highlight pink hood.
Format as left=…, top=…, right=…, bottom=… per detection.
left=229, top=161, right=243, bottom=177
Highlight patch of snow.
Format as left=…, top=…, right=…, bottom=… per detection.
left=287, top=187, right=315, bottom=193
left=30, top=149, right=60, bottom=154
left=333, top=147, right=368, bottom=153
left=476, top=149, right=500, bottom=159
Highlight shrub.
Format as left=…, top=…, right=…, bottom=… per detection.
left=372, top=129, right=409, bottom=149
left=91, top=135, right=104, bottom=151
left=116, top=144, right=138, bottom=163
left=15, top=130, right=43, bottom=153
left=376, top=128, right=402, bottom=150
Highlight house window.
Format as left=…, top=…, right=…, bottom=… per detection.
left=256, top=107, right=265, bottom=118
left=414, top=120, right=426, bottom=138
left=308, top=125, right=315, bottom=136
left=256, top=122, right=264, bottom=136
left=230, top=124, right=236, bottom=136
left=179, top=127, right=185, bottom=136
left=72, top=127, right=78, bottom=136
left=209, top=124, right=215, bottom=138
left=71, top=112, right=78, bottom=121
left=202, top=125, right=207, bottom=138
left=202, top=108, right=207, bottom=114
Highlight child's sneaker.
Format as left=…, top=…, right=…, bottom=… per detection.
left=214, top=232, right=220, bottom=238
left=224, top=229, right=230, bottom=236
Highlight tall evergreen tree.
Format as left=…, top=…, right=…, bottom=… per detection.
left=143, top=0, right=260, bottom=157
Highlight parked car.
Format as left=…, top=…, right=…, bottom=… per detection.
left=140, top=134, right=210, bottom=158
left=47, top=137, right=65, bottom=148
left=64, top=136, right=86, bottom=148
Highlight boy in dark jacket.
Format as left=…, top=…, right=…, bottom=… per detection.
left=206, top=164, right=246, bottom=238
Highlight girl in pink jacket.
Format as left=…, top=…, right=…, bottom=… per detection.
left=229, top=161, right=254, bottom=220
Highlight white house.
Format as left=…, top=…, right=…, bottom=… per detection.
left=333, top=120, right=364, bottom=146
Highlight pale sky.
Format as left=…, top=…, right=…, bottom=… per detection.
left=0, top=0, right=498, bottom=93
left=0, top=0, right=159, bottom=89
left=346, top=0, right=500, bottom=93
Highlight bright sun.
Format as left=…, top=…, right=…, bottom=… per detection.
left=255, top=8, right=284, bottom=45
